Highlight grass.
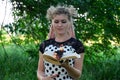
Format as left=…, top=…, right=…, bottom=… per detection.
left=0, top=44, right=38, bottom=80
left=0, top=44, right=120, bottom=80
left=81, top=47, right=120, bottom=80
left=81, top=56, right=120, bottom=80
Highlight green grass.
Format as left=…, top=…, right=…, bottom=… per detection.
left=0, top=44, right=120, bottom=80
left=80, top=47, right=120, bottom=80
left=0, top=44, right=38, bottom=80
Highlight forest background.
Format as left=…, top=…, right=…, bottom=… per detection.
left=0, top=0, right=120, bottom=80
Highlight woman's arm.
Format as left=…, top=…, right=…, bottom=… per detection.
left=37, top=52, right=45, bottom=80
left=61, top=53, right=84, bottom=79
left=37, top=52, right=58, bottom=80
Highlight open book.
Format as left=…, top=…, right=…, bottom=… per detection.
left=43, top=52, right=81, bottom=65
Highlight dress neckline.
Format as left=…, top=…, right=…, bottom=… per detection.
left=54, top=37, right=73, bottom=44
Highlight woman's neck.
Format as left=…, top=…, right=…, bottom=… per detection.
left=55, top=34, right=71, bottom=42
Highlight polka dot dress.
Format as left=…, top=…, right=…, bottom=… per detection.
left=39, top=38, right=84, bottom=80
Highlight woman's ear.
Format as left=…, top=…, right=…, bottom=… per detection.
left=48, top=24, right=55, bottom=39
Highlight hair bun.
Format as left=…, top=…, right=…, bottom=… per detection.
left=46, top=6, right=56, bottom=20
left=46, top=5, right=78, bottom=20
left=67, top=5, right=78, bottom=17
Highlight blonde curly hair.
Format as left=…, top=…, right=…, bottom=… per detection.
left=46, top=5, right=78, bottom=21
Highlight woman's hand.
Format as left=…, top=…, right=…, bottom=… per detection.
left=39, top=74, right=58, bottom=80
left=60, top=59, right=69, bottom=67
left=60, top=59, right=80, bottom=79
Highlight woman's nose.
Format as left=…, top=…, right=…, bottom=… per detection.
left=58, top=22, right=62, bottom=27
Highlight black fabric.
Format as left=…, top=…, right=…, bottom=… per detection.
left=39, top=38, right=84, bottom=54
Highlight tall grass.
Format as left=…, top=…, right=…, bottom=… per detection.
left=0, top=44, right=120, bottom=80
left=0, top=44, right=38, bottom=80
left=81, top=47, right=120, bottom=80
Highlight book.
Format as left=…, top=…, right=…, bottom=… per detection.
left=43, top=52, right=81, bottom=65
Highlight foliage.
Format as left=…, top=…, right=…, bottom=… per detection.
left=1, top=0, right=120, bottom=79
left=81, top=55, right=120, bottom=80
left=0, top=44, right=120, bottom=80
left=81, top=46, right=120, bottom=80
left=6, top=0, right=119, bottom=46
left=0, top=44, right=38, bottom=80
left=0, top=0, right=120, bottom=79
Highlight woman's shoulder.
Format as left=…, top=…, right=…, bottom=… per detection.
left=70, top=38, right=84, bottom=53
left=40, top=38, right=55, bottom=45
left=39, top=38, right=55, bottom=53
left=70, top=38, right=83, bottom=45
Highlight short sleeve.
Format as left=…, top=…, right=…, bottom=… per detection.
left=39, top=42, right=45, bottom=53
left=75, top=40, right=84, bottom=54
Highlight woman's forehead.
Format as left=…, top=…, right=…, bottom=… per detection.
left=53, top=14, right=69, bottom=20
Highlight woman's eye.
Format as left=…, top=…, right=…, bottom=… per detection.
left=62, top=20, right=67, bottom=23
left=54, top=20, right=59, bottom=23
left=54, top=20, right=67, bottom=23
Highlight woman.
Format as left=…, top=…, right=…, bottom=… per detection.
left=37, top=5, right=84, bottom=80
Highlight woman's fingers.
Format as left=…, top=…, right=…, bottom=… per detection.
left=60, top=59, right=69, bottom=67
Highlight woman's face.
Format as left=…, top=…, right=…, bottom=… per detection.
left=52, top=14, right=71, bottom=36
